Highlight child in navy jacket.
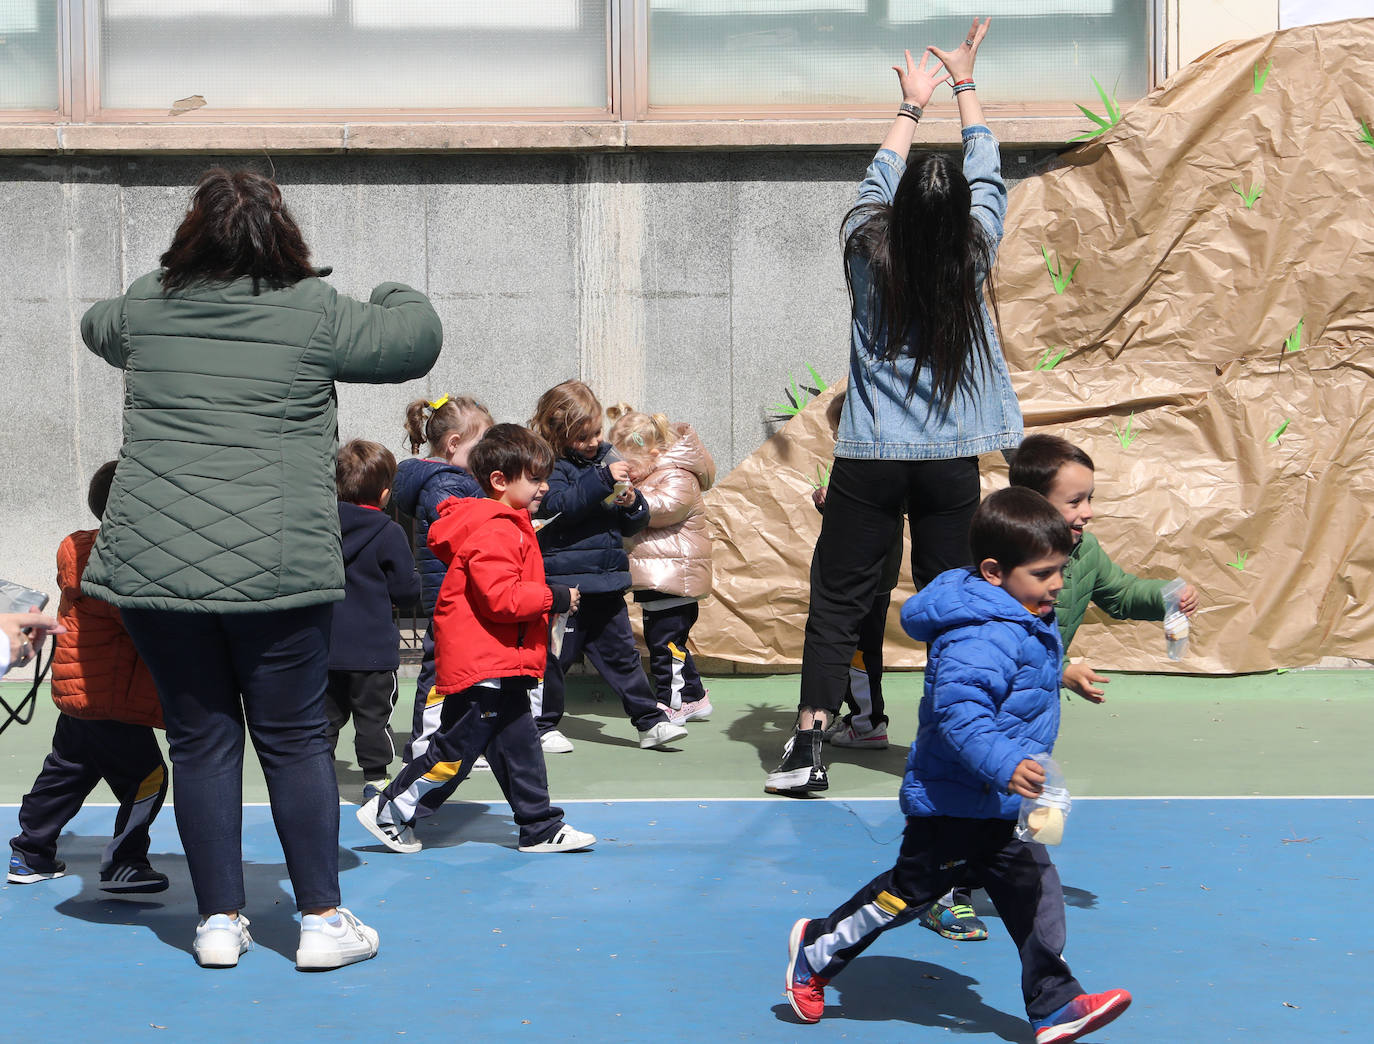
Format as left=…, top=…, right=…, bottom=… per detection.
left=390, top=395, right=492, bottom=771
left=529, top=380, right=687, bottom=752
left=784, top=488, right=1132, bottom=1044
left=326, top=440, right=422, bottom=800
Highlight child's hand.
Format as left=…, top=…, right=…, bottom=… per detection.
left=568, top=587, right=581, bottom=614
left=1007, top=758, right=1046, bottom=799
left=1062, top=662, right=1109, bottom=703
left=812, top=486, right=827, bottom=512
left=613, top=482, right=636, bottom=507
left=608, top=460, right=631, bottom=484
left=1178, top=583, right=1200, bottom=616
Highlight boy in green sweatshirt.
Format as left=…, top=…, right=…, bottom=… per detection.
left=921, top=433, right=1202, bottom=944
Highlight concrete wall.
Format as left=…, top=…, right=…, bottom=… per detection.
left=0, top=147, right=1050, bottom=605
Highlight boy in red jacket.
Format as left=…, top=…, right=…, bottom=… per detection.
left=356, top=425, right=595, bottom=855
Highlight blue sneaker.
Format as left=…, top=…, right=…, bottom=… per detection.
left=8, top=854, right=66, bottom=884
left=1033, top=989, right=1132, bottom=1043
left=919, top=901, right=989, bottom=941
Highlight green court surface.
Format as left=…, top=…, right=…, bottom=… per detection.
left=4, top=669, right=1371, bottom=804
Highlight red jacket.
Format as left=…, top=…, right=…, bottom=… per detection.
left=428, top=497, right=554, bottom=695
left=51, top=529, right=163, bottom=728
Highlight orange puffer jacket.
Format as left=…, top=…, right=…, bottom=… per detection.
left=626, top=424, right=716, bottom=599
left=51, top=530, right=163, bottom=728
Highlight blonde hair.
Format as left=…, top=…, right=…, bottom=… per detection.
left=529, top=379, right=603, bottom=456
left=606, top=403, right=677, bottom=464
left=403, top=395, right=494, bottom=457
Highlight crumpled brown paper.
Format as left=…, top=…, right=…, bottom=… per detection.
left=692, top=18, right=1374, bottom=673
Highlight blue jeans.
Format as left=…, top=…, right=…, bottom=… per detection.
left=121, top=604, right=341, bottom=916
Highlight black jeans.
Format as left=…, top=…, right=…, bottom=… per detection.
left=10, top=716, right=167, bottom=871
left=800, top=455, right=980, bottom=717
left=533, top=591, right=666, bottom=735
left=799, top=815, right=1083, bottom=1021
left=121, top=604, right=341, bottom=916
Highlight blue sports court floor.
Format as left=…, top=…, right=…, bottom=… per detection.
left=1, top=798, right=1367, bottom=1041
left=2, top=671, right=1371, bottom=1041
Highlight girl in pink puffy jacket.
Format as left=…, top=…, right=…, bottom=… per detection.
left=607, top=406, right=716, bottom=725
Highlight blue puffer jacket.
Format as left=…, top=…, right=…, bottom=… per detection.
left=391, top=456, right=483, bottom=615
left=535, top=443, right=649, bottom=594
left=898, top=568, right=1064, bottom=820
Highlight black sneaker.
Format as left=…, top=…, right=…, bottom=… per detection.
left=8, top=854, right=66, bottom=884
left=764, top=724, right=828, bottom=795
left=100, top=861, right=170, bottom=894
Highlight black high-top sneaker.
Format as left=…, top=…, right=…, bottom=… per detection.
left=764, top=723, right=828, bottom=794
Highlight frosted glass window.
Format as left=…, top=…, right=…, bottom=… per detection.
left=99, top=0, right=608, bottom=110
left=0, top=0, right=58, bottom=110
left=647, top=1, right=1150, bottom=108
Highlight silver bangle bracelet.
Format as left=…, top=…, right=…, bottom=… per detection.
left=898, top=102, right=922, bottom=121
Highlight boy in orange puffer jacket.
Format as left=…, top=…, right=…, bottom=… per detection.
left=8, top=461, right=170, bottom=894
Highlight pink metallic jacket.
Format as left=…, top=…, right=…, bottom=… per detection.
left=626, top=424, right=716, bottom=599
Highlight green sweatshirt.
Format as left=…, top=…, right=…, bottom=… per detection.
left=1056, top=532, right=1166, bottom=654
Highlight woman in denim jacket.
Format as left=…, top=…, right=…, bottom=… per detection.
left=767, top=18, right=1021, bottom=798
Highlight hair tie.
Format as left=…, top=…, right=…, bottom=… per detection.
left=630, top=432, right=645, bottom=447
left=427, top=394, right=450, bottom=411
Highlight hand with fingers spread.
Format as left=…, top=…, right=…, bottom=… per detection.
left=892, top=47, right=949, bottom=109
left=926, top=16, right=991, bottom=85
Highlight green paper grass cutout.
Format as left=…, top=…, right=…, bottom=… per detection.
left=1228, top=550, right=1250, bottom=571
left=1111, top=412, right=1138, bottom=450
left=1284, top=317, right=1304, bottom=353
left=769, top=364, right=828, bottom=419
left=1268, top=418, right=1289, bottom=444
left=1253, top=60, right=1272, bottom=95
left=1034, top=345, right=1068, bottom=371
left=808, top=463, right=831, bottom=490
left=1231, top=180, right=1262, bottom=208
left=1041, top=246, right=1079, bottom=294
left=1359, top=120, right=1374, bottom=150
left=1069, top=76, right=1123, bottom=142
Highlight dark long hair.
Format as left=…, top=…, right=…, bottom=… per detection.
left=160, top=168, right=318, bottom=294
left=843, top=152, right=1001, bottom=411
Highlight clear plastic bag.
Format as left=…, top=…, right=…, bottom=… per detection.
left=550, top=612, right=569, bottom=658
left=1015, top=753, right=1072, bottom=846
left=1161, top=577, right=1189, bottom=661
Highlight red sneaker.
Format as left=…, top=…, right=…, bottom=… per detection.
left=1033, top=988, right=1132, bottom=1043
left=785, top=918, right=829, bottom=1023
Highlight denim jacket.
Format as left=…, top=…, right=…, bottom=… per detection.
left=835, top=126, right=1023, bottom=461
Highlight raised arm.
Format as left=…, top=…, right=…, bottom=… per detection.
left=331, top=282, right=443, bottom=384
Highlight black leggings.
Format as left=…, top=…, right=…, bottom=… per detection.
left=800, top=455, right=980, bottom=717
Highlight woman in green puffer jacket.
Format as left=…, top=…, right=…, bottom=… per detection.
left=81, top=168, right=442, bottom=972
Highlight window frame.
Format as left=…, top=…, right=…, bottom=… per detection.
left=2, top=0, right=1162, bottom=136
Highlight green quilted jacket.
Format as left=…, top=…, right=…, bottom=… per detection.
left=80, top=272, right=442, bottom=613
left=1056, top=532, right=1166, bottom=653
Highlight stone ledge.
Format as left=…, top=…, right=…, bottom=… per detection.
left=0, top=117, right=1084, bottom=154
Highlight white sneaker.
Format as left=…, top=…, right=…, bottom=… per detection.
left=518, top=824, right=597, bottom=853
left=472, top=755, right=492, bottom=771
left=194, top=913, right=252, bottom=968
left=540, top=729, right=574, bottom=754
left=638, top=720, right=689, bottom=749
left=296, top=907, right=380, bottom=970
left=355, top=796, right=422, bottom=854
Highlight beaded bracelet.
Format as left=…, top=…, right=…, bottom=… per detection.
left=952, top=82, right=977, bottom=96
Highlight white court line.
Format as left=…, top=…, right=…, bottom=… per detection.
left=5, top=794, right=1371, bottom=809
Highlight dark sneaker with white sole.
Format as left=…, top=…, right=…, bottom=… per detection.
left=8, top=854, right=66, bottom=884
left=100, top=861, right=170, bottom=894
left=764, top=724, right=828, bottom=795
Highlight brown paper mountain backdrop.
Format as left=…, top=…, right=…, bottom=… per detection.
left=695, top=18, right=1374, bottom=673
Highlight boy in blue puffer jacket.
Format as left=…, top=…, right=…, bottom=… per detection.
left=784, top=488, right=1132, bottom=1044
